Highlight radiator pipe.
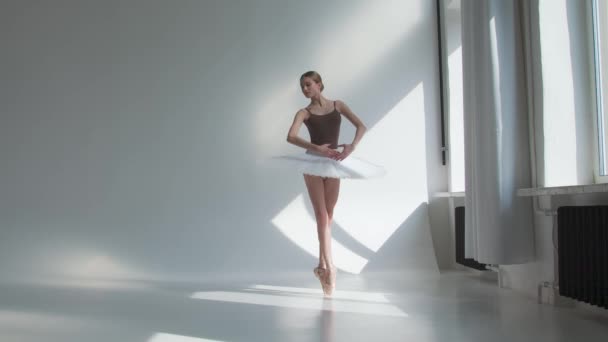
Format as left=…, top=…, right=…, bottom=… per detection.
left=486, top=264, right=503, bottom=288
left=537, top=281, right=559, bottom=304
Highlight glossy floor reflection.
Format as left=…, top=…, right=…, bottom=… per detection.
left=0, top=271, right=607, bottom=342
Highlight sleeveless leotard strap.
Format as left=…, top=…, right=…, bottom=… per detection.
left=304, top=102, right=337, bottom=115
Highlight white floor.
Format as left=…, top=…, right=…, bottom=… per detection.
left=0, top=271, right=607, bottom=342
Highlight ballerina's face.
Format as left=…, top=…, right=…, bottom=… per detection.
left=300, top=77, right=321, bottom=98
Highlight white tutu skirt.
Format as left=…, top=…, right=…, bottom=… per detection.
left=271, top=151, right=386, bottom=179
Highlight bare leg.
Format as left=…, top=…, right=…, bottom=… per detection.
left=304, top=175, right=340, bottom=295
left=318, top=178, right=339, bottom=269
left=304, top=175, right=331, bottom=272
left=323, top=177, right=340, bottom=289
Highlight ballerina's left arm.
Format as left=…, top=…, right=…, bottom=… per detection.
left=335, top=100, right=367, bottom=161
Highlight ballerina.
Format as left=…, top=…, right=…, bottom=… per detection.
left=284, top=71, right=384, bottom=296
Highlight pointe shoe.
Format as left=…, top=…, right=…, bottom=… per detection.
left=314, top=267, right=326, bottom=291
left=313, top=267, right=324, bottom=279
left=322, top=266, right=337, bottom=297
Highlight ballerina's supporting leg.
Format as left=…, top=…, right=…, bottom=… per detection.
left=323, top=177, right=339, bottom=294
left=304, top=175, right=340, bottom=295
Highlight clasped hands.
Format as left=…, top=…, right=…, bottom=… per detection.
left=316, top=143, right=354, bottom=161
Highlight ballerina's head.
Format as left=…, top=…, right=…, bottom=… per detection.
left=300, top=71, right=324, bottom=98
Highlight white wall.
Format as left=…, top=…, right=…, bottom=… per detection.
left=0, top=0, right=448, bottom=282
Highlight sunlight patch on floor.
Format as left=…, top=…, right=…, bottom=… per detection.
left=191, top=285, right=407, bottom=318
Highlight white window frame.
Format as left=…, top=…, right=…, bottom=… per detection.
left=589, top=0, right=608, bottom=183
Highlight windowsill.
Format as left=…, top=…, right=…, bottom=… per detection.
left=434, top=191, right=465, bottom=198
left=517, top=183, right=608, bottom=197
left=436, top=184, right=608, bottom=198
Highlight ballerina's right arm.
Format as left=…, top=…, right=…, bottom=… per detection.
left=286, top=109, right=339, bottom=159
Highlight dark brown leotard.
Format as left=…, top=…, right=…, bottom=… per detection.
left=304, top=101, right=341, bottom=149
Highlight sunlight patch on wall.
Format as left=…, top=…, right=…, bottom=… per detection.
left=334, top=84, right=429, bottom=252
left=271, top=194, right=368, bottom=274
left=313, top=0, right=423, bottom=92
left=254, top=1, right=423, bottom=158
left=271, top=84, right=435, bottom=273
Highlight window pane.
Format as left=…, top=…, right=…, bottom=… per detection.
left=444, top=0, right=465, bottom=192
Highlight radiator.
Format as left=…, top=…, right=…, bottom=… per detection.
left=558, top=206, right=608, bottom=309
left=455, top=206, right=487, bottom=271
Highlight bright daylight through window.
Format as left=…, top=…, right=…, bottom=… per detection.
left=592, top=0, right=608, bottom=179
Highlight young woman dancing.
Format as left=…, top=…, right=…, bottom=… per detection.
left=285, top=71, right=383, bottom=296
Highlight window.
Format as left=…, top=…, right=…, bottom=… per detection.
left=442, top=0, right=465, bottom=192
left=447, top=1, right=606, bottom=187
left=591, top=0, right=608, bottom=182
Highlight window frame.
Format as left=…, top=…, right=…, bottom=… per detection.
left=589, top=0, right=608, bottom=183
